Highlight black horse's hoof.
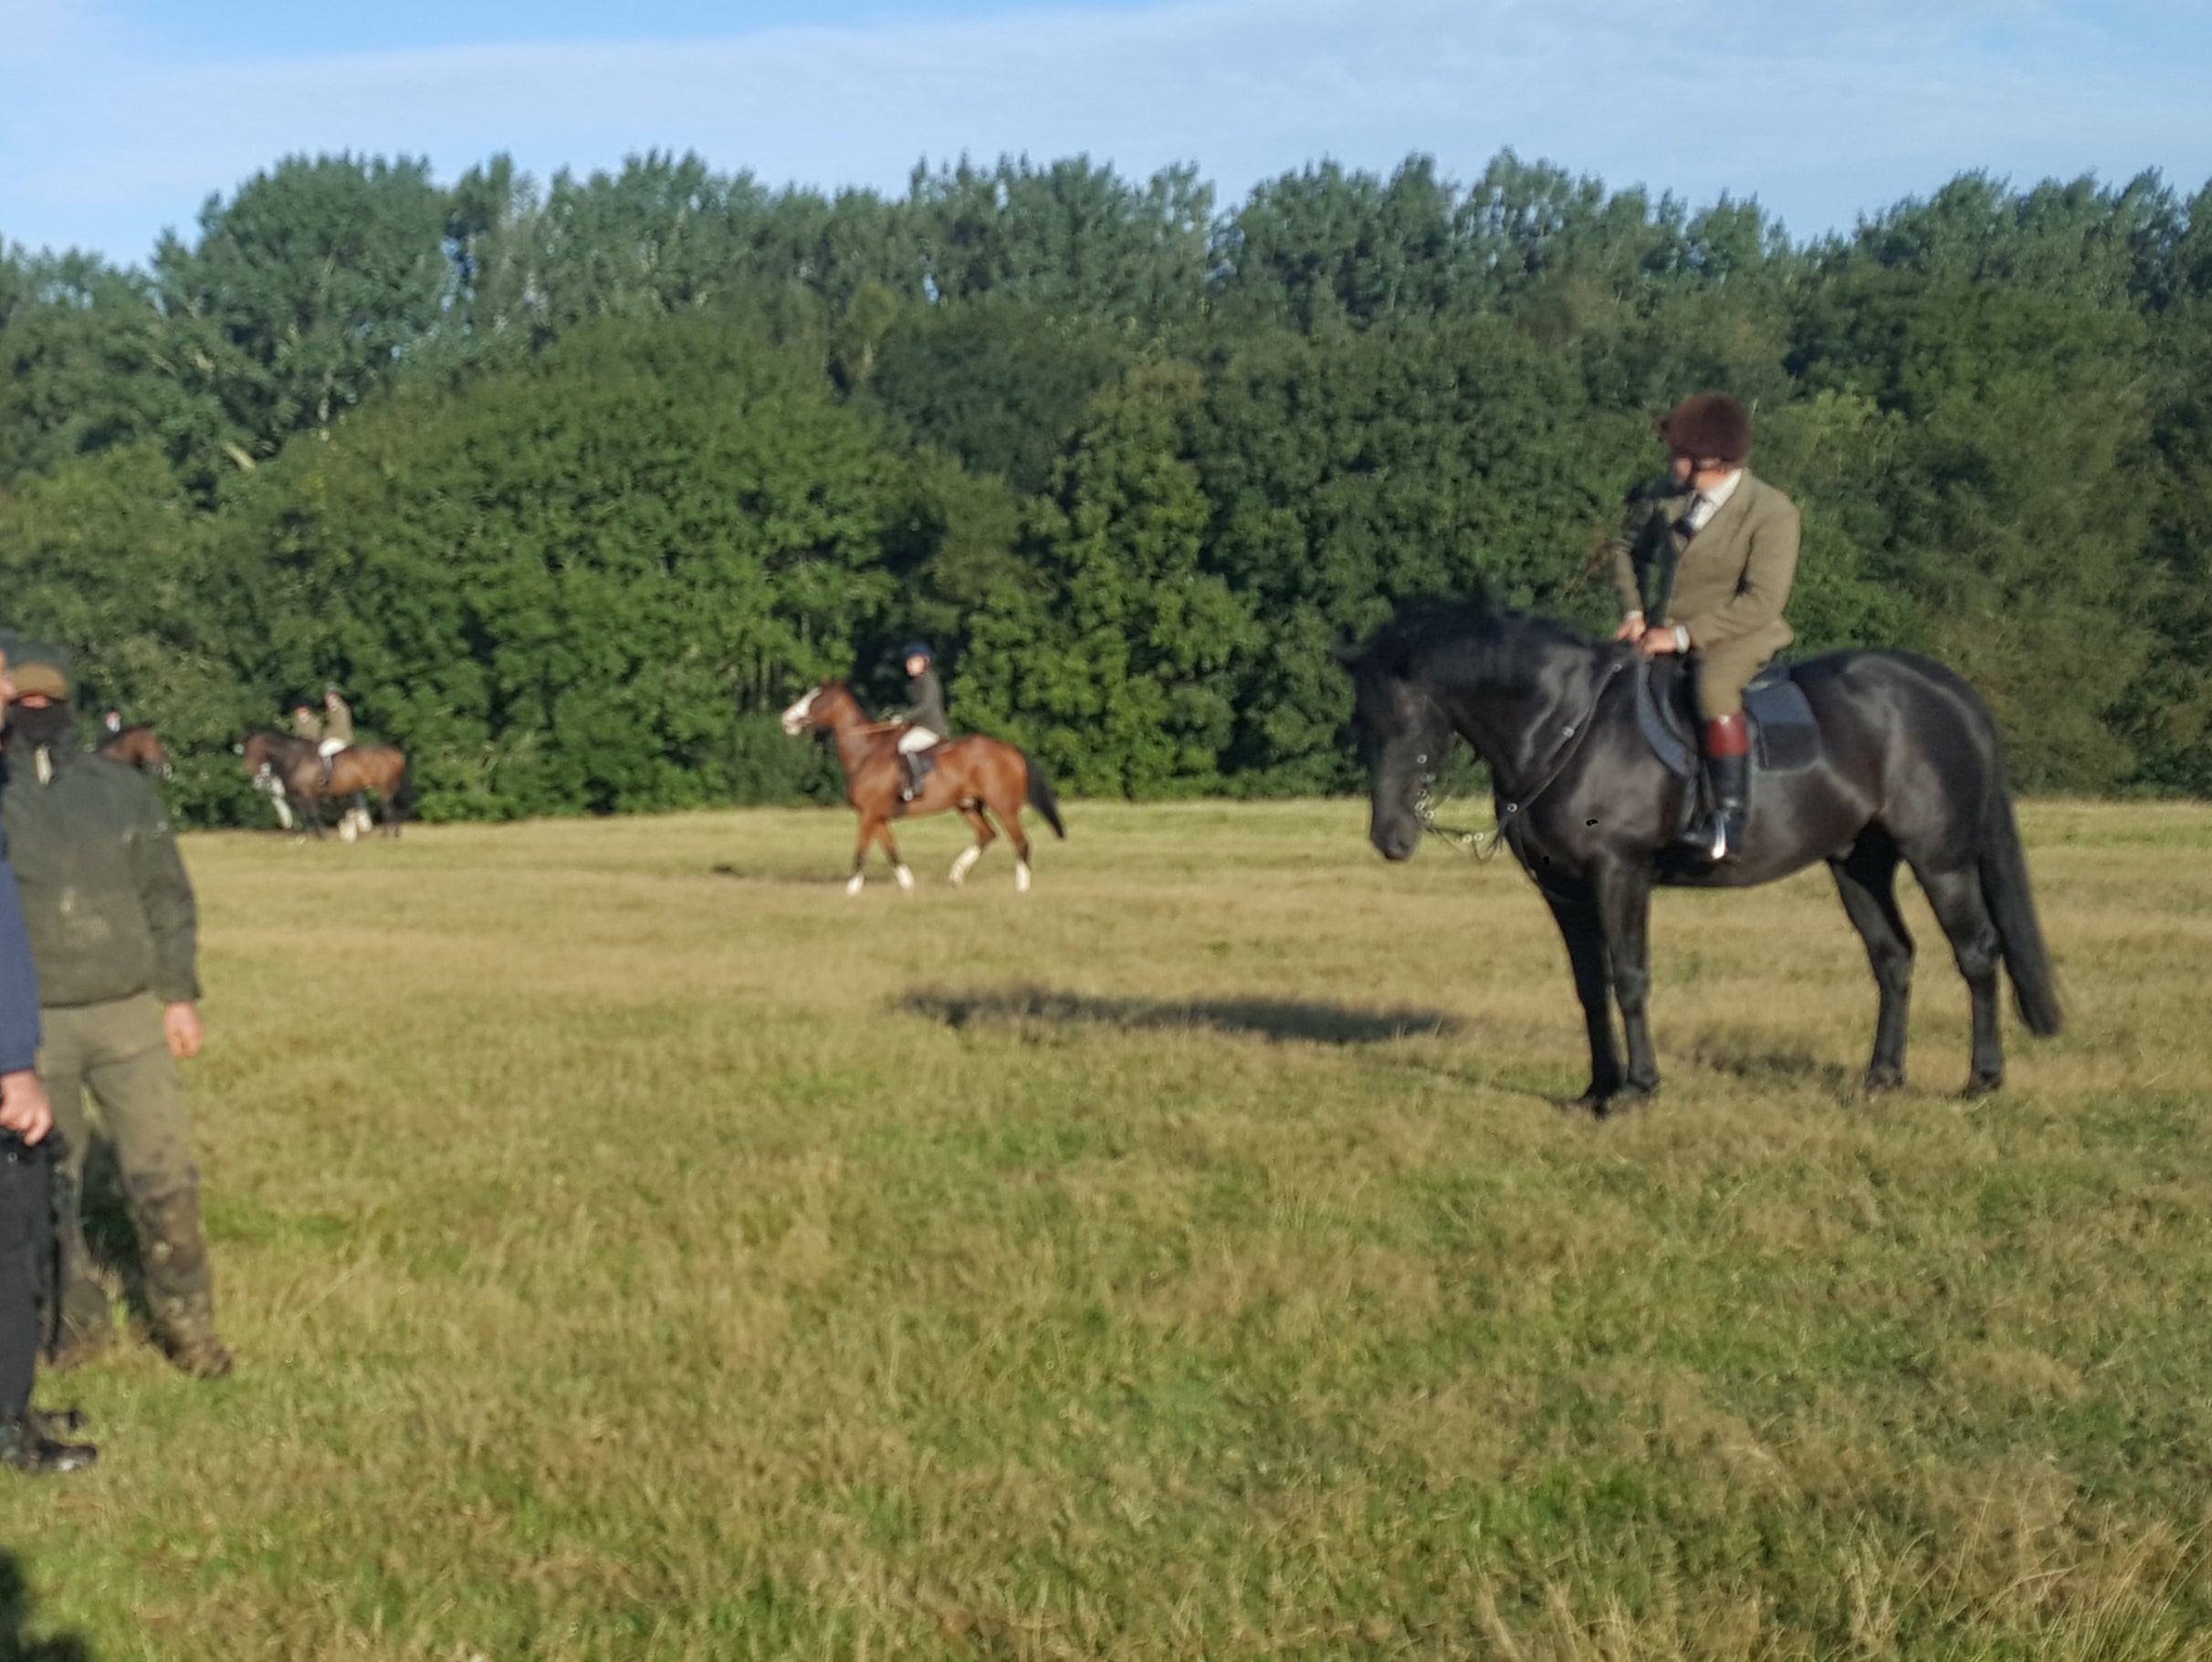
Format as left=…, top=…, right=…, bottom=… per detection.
left=1962, top=1071, right=2004, bottom=1099
left=1566, top=1083, right=1657, bottom=1120
left=1602, top=1083, right=1660, bottom=1119
left=1863, top=1067, right=1906, bottom=1095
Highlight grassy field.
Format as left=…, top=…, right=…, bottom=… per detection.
left=6, top=796, right=2212, bottom=1659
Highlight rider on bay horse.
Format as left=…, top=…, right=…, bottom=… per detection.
left=318, top=685, right=354, bottom=786
left=1610, top=393, right=1801, bottom=864
left=889, top=643, right=949, bottom=802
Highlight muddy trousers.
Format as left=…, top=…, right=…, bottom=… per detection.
left=0, top=1136, right=50, bottom=1415
left=38, top=995, right=216, bottom=1349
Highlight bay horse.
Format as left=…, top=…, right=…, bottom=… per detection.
left=780, top=680, right=1064, bottom=895
left=238, top=731, right=415, bottom=837
left=96, top=725, right=173, bottom=778
left=1344, top=602, right=2061, bottom=1113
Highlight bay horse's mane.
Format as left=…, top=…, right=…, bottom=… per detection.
left=1358, top=600, right=1599, bottom=694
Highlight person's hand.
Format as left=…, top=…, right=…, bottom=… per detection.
left=164, top=1002, right=204, bottom=1060
left=1640, top=627, right=1683, bottom=657
left=1614, top=614, right=1647, bottom=643
left=0, top=1069, right=52, bottom=1146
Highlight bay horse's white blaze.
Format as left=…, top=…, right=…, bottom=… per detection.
left=779, top=688, right=821, bottom=735
left=1015, top=861, right=1032, bottom=894
left=948, top=846, right=981, bottom=886
left=896, top=864, right=915, bottom=891
left=844, top=871, right=865, bottom=898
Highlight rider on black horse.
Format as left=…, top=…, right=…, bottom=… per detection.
left=1610, top=394, right=1801, bottom=863
left=890, top=643, right=949, bottom=802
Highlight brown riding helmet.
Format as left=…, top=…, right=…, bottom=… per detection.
left=1657, top=393, right=1752, bottom=467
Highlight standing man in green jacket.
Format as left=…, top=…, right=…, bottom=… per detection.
left=1610, top=393, right=1801, bottom=863
left=0, top=642, right=231, bottom=1379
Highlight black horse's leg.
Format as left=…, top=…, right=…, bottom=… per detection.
left=1542, top=884, right=1623, bottom=1110
left=1593, top=860, right=1661, bottom=1101
left=1829, top=836, right=1915, bottom=1091
left=1913, top=863, right=2007, bottom=1095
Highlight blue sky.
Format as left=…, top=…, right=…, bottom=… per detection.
left=5, top=0, right=2208, bottom=267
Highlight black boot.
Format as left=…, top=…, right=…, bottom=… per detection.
left=898, top=754, right=918, bottom=802
left=1700, top=749, right=1750, bottom=862
left=1687, top=713, right=1752, bottom=862
left=0, top=1412, right=98, bottom=1474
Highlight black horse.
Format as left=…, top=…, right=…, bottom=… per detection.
left=1345, top=603, right=2061, bottom=1111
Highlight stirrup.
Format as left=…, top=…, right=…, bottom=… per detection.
left=1694, top=813, right=1742, bottom=863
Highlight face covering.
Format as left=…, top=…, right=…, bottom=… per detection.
left=8, top=700, right=77, bottom=752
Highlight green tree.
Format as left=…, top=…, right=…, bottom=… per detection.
left=221, top=320, right=905, bottom=817
left=961, top=363, right=1255, bottom=796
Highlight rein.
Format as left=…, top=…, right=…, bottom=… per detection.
left=1416, top=654, right=1628, bottom=862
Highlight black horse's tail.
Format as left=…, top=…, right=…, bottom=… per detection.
left=1022, top=752, right=1066, bottom=839
left=392, top=756, right=418, bottom=826
left=1978, top=768, right=2061, bottom=1037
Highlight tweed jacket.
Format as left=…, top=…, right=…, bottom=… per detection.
left=1611, top=469, right=1800, bottom=658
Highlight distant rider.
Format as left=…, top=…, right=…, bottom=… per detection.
left=318, top=685, right=353, bottom=786
left=289, top=700, right=321, bottom=742
left=889, top=644, right=949, bottom=802
left=1610, top=393, right=1800, bottom=863
left=101, top=710, right=122, bottom=739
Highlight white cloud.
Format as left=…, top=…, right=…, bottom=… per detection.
left=4, top=0, right=2207, bottom=262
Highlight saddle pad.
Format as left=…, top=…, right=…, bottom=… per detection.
left=1744, top=673, right=1819, bottom=773
left=1632, top=657, right=1822, bottom=778
left=1633, top=659, right=1698, bottom=781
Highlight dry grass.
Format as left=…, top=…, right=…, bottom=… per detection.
left=6, top=797, right=2212, bottom=1658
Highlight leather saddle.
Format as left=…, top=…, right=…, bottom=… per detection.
left=1632, top=656, right=1822, bottom=784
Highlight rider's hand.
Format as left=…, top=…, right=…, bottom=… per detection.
left=0, top=1069, right=52, bottom=1146
left=1615, top=613, right=1647, bottom=643
left=164, top=1002, right=204, bottom=1060
left=1639, top=628, right=1682, bottom=657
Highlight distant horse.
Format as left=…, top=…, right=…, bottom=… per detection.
left=238, top=731, right=415, bottom=837
left=96, top=725, right=173, bottom=779
left=1344, top=602, right=2060, bottom=1112
left=780, top=680, right=1064, bottom=895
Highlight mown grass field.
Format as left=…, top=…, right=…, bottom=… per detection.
left=6, top=796, right=2212, bottom=1659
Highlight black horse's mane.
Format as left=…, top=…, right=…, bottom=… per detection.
left=1357, top=599, right=1599, bottom=693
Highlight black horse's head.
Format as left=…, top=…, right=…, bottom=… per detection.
left=1341, top=626, right=1453, bottom=863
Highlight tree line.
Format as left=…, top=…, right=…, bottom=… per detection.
left=2, top=148, right=2208, bottom=822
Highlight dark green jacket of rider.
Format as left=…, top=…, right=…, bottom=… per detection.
left=0, top=738, right=200, bottom=1008
left=892, top=669, right=949, bottom=740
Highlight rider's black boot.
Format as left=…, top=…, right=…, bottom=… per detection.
left=898, top=755, right=917, bottom=802
left=1696, top=714, right=1751, bottom=863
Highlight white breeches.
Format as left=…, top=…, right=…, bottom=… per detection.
left=896, top=729, right=941, bottom=755
left=319, top=738, right=348, bottom=761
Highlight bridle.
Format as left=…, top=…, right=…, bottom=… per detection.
left=1412, top=654, right=1628, bottom=861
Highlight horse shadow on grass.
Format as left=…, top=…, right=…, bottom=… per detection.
left=899, top=984, right=1462, bottom=1046
left=0, top=1552, right=93, bottom=1661
left=708, top=863, right=850, bottom=887
left=1687, top=1029, right=1861, bottom=1099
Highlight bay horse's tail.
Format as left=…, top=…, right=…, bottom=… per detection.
left=1022, top=752, right=1065, bottom=839
left=392, top=755, right=418, bottom=826
left=1978, top=765, right=2061, bottom=1037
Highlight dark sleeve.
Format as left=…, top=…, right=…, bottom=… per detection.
left=0, top=840, right=40, bottom=1073
left=914, top=672, right=948, bottom=733
left=1613, top=497, right=1681, bottom=618
left=124, top=781, right=201, bottom=1005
